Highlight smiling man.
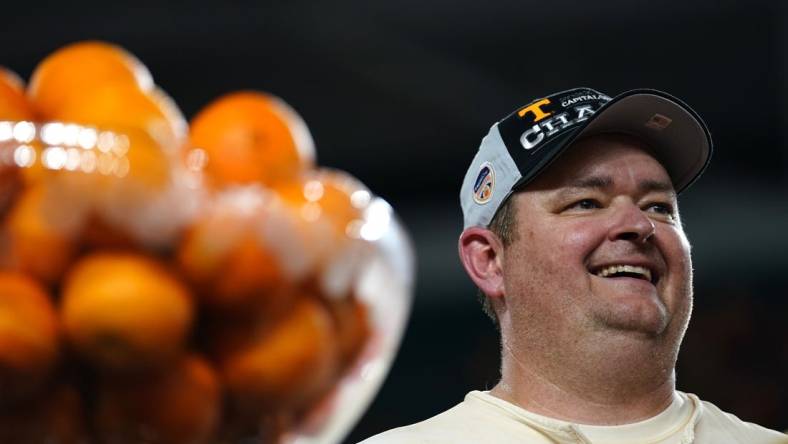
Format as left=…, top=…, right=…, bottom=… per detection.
left=360, top=88, right=788, bottom=443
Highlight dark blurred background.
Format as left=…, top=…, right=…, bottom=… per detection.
left=3, top=0, right=787, bottom=440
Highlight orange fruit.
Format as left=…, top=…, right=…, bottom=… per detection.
left=80, top=213, right=139, bottom=251
left=61, top=252, right=194, bottom=371
left=0, top=184, right=80, bottom=284
left=100, top=126, right=171, bottom=194
left=213, top=234, right=286, bottom=309
left=329, top=296, right=371, bottom=366
left=0, top=165, right=22, bottom=219
left=28, top=40, right=153, bottom=117
left=52, top=82, right=183, bottom=154
left=25, top=123, right=174, bottom=250
left=275, top=168, right=371, bottom=244
left=219, top=297, right=339, bottom=413
left=95, top=354, right=221, bottom=444
left=34, top=86, right=169, bottom=194
left=21, top=128, right=171, bottom=218
left=0, top=272, right=59, bottom=404
left=189, top=90, right=315, bottom=188
left=26, top=42, right=177, bottom=198
left=25, top=82, right=180, bottom=195
left=0, top=67, right=36, bottom=215
left=201, top=287, right=299, bottom=362
left=274, top=169, right=375, bottom=296
left=0, top=384, right=88, bottom=443
left=0, top=66, right=35, bottom=121
left=176, top=188, right=289, bottom=313
left=178, top=229, right=287, bottom=312
left=40, top=86, right=177, bottom=226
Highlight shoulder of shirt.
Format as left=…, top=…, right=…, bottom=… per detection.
left=356, top=391, right=517, bottom=444
left=684, top=391, right=788, bottom=444
left=356, top=401, right=473, bottom=444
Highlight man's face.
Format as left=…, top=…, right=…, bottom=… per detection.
left=500, top=134, right=693, bottom=356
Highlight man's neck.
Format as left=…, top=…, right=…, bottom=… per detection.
left=490, top=333, right=677, bottom=425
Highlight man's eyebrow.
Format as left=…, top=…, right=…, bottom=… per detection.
left=638, top=179, right=675, bottom=195
left=567, top=176, right=613, bottom=189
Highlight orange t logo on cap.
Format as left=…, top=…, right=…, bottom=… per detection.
left=518, top=98, right=552, bottom=122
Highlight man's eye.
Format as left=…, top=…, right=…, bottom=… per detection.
left=645, top=202, right=675, bottom=217
left=569, top=199, right=601, bottom=211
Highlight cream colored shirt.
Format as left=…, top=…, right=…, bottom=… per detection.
left=359, top=391, right=788, bottom=444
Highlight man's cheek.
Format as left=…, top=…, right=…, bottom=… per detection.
left=560, top=226, right=600, bottom=258
left=659, top=231, right=693, bottom=279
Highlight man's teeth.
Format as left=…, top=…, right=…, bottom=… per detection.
left=596, top=265, right=652, bottom=281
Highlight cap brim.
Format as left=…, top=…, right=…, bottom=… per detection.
left=514, top=89, right=713, bottom=194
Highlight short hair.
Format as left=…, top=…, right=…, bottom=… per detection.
left=477, top=194, right=519, bottom=327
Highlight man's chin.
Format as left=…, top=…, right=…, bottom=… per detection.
left=591, top=309, right=670, bottom=338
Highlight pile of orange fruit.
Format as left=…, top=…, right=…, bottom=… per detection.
left=0, top=40, right=376, bottom=443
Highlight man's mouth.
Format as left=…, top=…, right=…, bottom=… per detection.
left=593, top=264, right=654, bottom=283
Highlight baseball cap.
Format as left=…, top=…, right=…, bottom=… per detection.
left=460, top=87, right=713, bottom=229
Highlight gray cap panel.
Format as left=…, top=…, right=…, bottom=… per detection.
left=460, top=125, right=522, bottom=229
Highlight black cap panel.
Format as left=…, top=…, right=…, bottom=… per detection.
left=497, top=88, right=613, bottom=190
left=497, top=88, right=711, bottom=195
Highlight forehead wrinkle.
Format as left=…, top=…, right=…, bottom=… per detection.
left=568, top=175, right=613, bottom=190
left=638, top=179, right=675, bottom=196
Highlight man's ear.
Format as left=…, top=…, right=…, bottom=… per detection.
left=458, top=227, right=505, bottom=299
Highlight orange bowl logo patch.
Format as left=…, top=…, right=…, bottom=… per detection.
left=473, top=162, right=495, bottom=204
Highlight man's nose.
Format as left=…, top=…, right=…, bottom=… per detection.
left=608, top=202, right=656, bottom=243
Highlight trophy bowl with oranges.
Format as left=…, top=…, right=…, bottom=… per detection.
left=0, top=41, right=413, bottom=444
